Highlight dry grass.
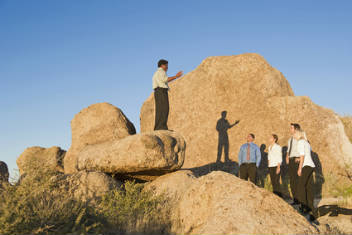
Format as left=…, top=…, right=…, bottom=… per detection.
left=0, top=167, right=170, bottom=235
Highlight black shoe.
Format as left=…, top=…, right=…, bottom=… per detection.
left=291, top=199, right=300, bottom=205
left=309, top=215, right=320, bottom=225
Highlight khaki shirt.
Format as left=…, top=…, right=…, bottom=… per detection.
left=152, top=68, right=169, bottom=89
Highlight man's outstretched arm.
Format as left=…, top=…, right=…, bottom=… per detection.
left=168, top=71, right=183, bottom=82
left=229, top=120, right=240, bottom=128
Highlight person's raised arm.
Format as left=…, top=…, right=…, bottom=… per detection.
left=229, top=120, right=240, bottom=128
left=168, top=71, right=183, bottom=82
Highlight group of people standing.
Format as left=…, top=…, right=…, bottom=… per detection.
left=238, top=123, right=317, bottom=222
left=151, top=59, right=317, bottom=222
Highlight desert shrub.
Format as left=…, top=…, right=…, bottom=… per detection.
left=340, top=115, right=352, bottom=143
left=0, top=166, right=170, bottom=235
left=98, top=181, right=171, bottom=234
left=0, top=167, right=102, bottom=235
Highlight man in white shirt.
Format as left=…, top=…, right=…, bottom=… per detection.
left=152, top=59, right=183, bottom=130
left=286, top=123, right=301, bottom=205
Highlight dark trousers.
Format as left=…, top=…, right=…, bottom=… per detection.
left=269, top=167, right=282, bottom=197
left=154, top=88, right=169, bottom=130
left=216, top=135, right=229, bottom=162
left=289, top=158, right=300, bottom=202
left=298, top=166, right=315, bottom=215
left=240, top=163, right=257, bottom=184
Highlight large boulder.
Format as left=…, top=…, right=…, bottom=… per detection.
left=64, top=103, right=136, bottom=174
left=145, top=171, right=316, bottom=234
left=140, top=53, right=352, bottom=195
left=16, top=146, right=66, bottom=175
left=144, top=170, right=196, bottom=203
left=77, top=130, right=186, bottom=181
left=52, top=171, right=121, bottom=203
left=0, top=161, right=9, bottom=185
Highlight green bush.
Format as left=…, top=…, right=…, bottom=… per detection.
left=0, top=168, right=170, bottom=235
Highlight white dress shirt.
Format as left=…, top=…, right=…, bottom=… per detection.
left=268, top=143, right=282, bottom=167
left=287, top=137, right=300, bottom=158
left=152, top=67, right=169, bottom=89
left=297, top=139, right=316, bottom=168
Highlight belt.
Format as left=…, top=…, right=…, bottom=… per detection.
left=154, top=87, right=168, bottom=91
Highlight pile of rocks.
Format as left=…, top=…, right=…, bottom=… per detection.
left=4, top=53, right=352, bottom=234
left=15, top=102, right=186, bottom=201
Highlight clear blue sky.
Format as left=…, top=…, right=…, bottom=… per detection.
left=1, top=0, right=351, bottom=179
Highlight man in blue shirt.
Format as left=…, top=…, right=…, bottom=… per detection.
left=238, top=133, right=261, bottom=184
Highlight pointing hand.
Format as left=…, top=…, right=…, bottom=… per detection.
left=176, top=71, right=183, bottom=78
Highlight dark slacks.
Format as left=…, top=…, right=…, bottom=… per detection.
left=240, top=163, right=257, bottom=184
left=289, top=157, right=300, bottom=202
left=154, top=87, right=169, bottom=130
left=298, top=166, right=315, bottom=214
left=269, top=167, right=282, bottom=197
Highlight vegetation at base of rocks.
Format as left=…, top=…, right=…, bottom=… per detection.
left=324, top=173, right=352, bottom=207
left=340, top=115, right=352, bottom=143
left=0, top=167, right=170, bottom=235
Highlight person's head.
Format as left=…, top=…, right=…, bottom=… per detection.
left=290, top=123, right=301, bottom=135
left=158, top=59, right=168, bottom=71
left=247, top=133, right=255, bottom=143
left=221, top=111, right=227, bottom=118
left=294, top=129, right=307, bottom=141
left=270, top=134, right=279, bottom=144
left=260, top=144, right=266, bottom=152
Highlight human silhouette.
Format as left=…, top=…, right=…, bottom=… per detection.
left=216, top=111, right=240, bottom=163
left=257, top=144, right=268, bottom=188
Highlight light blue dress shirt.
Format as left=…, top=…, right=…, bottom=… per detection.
left=238, top=142, right=261, bottom=167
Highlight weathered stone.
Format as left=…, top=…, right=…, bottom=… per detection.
left=53, top=171, right=121, bottom=203
left=140, top=53, right=352, bottom=195
left=16, top=146, right=66, bottom=175
left=64, top=102, right=136, bottom=174
left=146, top=171, right=316, bottom=235
left=77, top=130, right=186, bottom=181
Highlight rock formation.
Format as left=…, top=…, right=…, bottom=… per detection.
left=146, top=170, right=316, bottom=234
left=64, top=102, right=136, bottom=174
left=0, top=161, right=9, bottom=185
left=77, top=130, right=186, bottom=181
left=16, top=146, right=66, bottom=175
left=140, top=53, right=352, bottom=195
left=52, top=171, right=121, bottom=202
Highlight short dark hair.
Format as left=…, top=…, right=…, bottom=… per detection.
left=249, top=133, right=255, bottom=139
left=272, top=134, right=279, bottom=143
left=158, top=59, right=168, bottom=67
left=291, top=123, right=301, bottom=131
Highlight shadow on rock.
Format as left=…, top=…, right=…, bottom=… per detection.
left=183, top=161, right=239, bottom=178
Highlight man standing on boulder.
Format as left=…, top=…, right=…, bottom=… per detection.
left=152, top=59, right=183, bottom=130
left=238, top=133, right=261, bottom=184
left=286, top=123, right=302, bottom=205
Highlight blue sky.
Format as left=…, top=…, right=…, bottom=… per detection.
left=1, top=0, right=351, bottom=178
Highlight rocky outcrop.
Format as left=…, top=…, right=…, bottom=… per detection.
left=0, top=161, right=9, bottom=185
left=145, top=170, right=196, bottom=202
left=52, top=171, right=121, bottom=202
left=64, top=103, right=136, bottom=174
left=77, top=130, right=186, bottom=181
left=140, top=53, right=352, bottom=194
left=16, top=146, right=66, bottom=175
left=145, top=171, right=316, bottom=235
